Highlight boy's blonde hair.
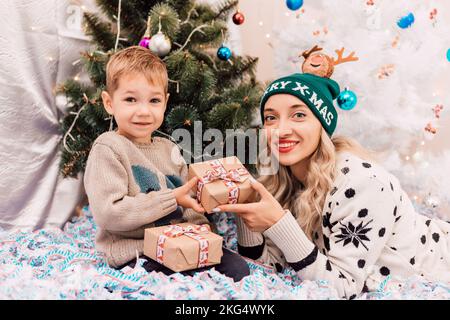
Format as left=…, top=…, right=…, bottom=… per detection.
left=105, top=46, right=168, bottom=95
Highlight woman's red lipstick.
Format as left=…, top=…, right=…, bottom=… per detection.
left=277, top=139, right=299, bottom=153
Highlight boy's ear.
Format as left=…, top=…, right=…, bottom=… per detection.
left=101, top=91, right=114, bottom=115
left=165, top=93, right=170, bottom=104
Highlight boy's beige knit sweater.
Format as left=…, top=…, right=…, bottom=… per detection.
left=83, top=131, right=209, bottom=268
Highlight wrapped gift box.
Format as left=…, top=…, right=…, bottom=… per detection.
left=143, top=223, right=223, bottom=272
left=188, top=156, right=253, bottom=213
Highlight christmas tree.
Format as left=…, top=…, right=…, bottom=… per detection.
left=58, top=0, right=262, bottom=178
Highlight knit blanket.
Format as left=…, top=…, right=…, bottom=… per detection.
left=0, top=207, right=449, bottom=300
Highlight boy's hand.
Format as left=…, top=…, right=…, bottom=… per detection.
left=173, top=177, right=205, bottom=213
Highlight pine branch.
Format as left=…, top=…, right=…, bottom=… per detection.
left=168, top=0, right=195, bottom=18
left=95, top=0, right=144, bottom=28
left=190, top=47, right=218, bottom=72
left=131, top=0, right=161, bottom=14
left=216, top=56, right=258, bottom=83
left=218, top=83, right=262, bottom=112
left=149, top=3, right=180, bottom=41
left=95, top=0, right=149, bottom=46
left=213, top=0, right=239, bottom=20
left=83, top=12, right=116, bottom=51
left=80, top=51, right=110, bottom=87
left=89, top=88, right=110, bottom=120
left=191, top=63, right=217, bottom=110
left=57, top=79, right=92, bottom=105
left=165, top=104, right=200, bottom=133
left=189, top=3, right=217, bottom=22
left=206, top=102, right=248, bottom=132
left=189, top=22, right=225, bottom=46
left=60, top=149, right=89, bottom=178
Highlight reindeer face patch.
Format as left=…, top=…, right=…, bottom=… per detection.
left=300, top=45, right=359, bottom=78
left=302, top=53, right=335, bottom=78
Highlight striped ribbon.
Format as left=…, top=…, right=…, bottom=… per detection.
left=156, top=224, right=211, bottom=268
left=196, top=159, right=249, bottom=207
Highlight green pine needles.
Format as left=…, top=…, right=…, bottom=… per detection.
left=59, top=0, right=262, bottom=178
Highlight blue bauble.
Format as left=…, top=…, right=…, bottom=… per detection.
left=217, top=45, right=232, bottom=61
left=286, top=0, right=304, bottom=11
left=447, top=48, right=450, bottom=62
left=337, top=89, right=357, bottom=110
left=397, top=12, right=415, bottom=29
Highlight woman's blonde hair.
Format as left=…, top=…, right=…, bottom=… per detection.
left=258, top=129, right=376, bottom=240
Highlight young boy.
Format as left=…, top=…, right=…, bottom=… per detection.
left=84, top=46, right=249, bottom=281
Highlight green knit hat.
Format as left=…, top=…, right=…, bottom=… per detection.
left=260, top=73, right=341, bottom=136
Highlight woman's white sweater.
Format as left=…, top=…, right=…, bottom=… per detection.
left=236, top=151, right=450, bottom=299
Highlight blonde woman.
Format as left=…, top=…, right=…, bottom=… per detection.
left=212, top=73, right=450, bottom=299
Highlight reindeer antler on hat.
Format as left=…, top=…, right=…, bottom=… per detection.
left=300, top=46, right=359, bottom=78
left=301, top=45, right=323, bottom=59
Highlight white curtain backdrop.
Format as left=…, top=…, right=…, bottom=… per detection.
left=0, top=0, right=96, bottom=231
left=0, top=0, right=243, bottom=231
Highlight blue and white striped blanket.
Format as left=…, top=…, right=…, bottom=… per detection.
left=0, top=207, right=449, bottom=299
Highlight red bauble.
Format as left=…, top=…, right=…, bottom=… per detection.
left=232, top=11, right=245, bottom=25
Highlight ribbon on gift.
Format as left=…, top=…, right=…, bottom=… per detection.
left=196, top=159, right=250, bottom=206
left=156, top=224, right=211, bottom=268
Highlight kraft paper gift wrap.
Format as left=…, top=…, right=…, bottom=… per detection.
left=188, top=156, right=253, bottom=213
left=143, top=223, right=223, bottom=272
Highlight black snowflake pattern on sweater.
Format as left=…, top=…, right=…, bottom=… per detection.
left=235, top=153, right=450, bottom=300
left=335, top=219, right=374, bottom=250
left=323, top=212, right=338, bottom=231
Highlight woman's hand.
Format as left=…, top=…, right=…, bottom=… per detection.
left=212, top=178, right=286, bottom=232
left=173, top=177, right=205, bottom=213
